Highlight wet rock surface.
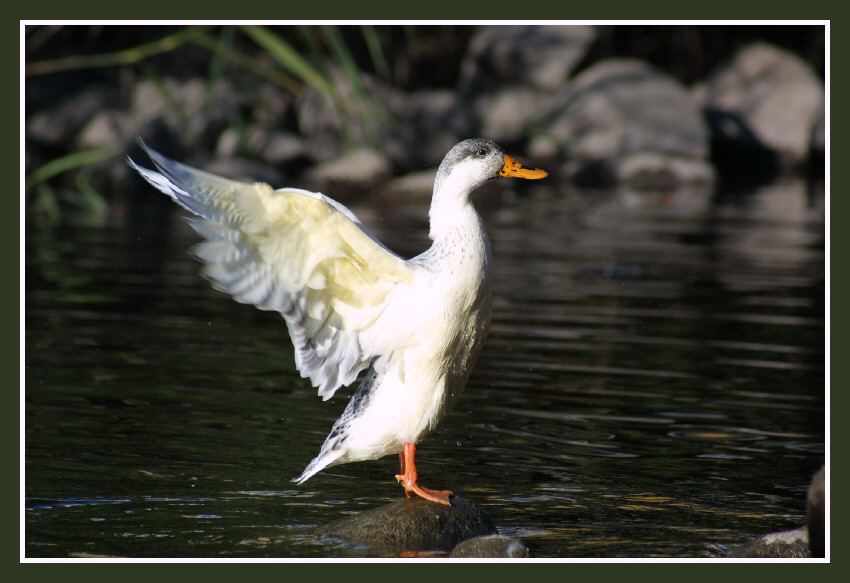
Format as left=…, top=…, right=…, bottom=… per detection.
left=723, top=465, right=825, bottom=559
left=726, top=527, right=811, bottom=558
left=807, top=465, right=826, bottom=558
left=311, top=495, right=497, bottom=555
left=309, top=467, right=827, bottom=559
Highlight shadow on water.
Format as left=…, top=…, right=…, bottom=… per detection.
left=24, top=177, right=825, bottom=558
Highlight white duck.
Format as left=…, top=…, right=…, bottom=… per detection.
left=129, top=138, right=547, bottom=505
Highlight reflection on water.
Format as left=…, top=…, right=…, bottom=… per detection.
left=25, top=178, right=825, bottom=558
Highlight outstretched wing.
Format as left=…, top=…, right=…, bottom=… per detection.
left=128, top=142, right=415, bottom=400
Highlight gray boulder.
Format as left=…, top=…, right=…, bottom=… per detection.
left=295, top=69, right=475, bottom=172
left=458, top=25, right=596, bottom=146
left=530, top=59, right=714, bottom=189
left=697, top=41, right=824, bottom=173
left=27, top=84, right=122, bottom=147
left=301, top=146, right=392, bottom=193
left=475, top=86, right=556, bottom=145
left=458, top=25, right=596, bottom=93
left=216, top=126, right=307, bottom=169
left=380, top=86, right=476, bottom=170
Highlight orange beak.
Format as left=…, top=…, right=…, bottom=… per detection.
left=499, top=154, right=548, bottom=179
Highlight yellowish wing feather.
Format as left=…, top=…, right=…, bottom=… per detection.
left=129, top=146, right=414, bottom=399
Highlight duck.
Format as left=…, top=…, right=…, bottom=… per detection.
left=128, top=138, right=547, bottom=505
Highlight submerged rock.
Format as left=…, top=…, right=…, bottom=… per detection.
left=311, top=495, right=497, bottom=554
left=450, top=534, right=532, bottom=558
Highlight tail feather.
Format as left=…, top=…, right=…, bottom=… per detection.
left=292, top=448, right=345, bottom=484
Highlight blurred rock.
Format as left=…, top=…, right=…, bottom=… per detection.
left=809, top=106, right=825, bottom=179
left=475, top=86, right=555, bottom=145
left=378, top=85, right=476, bottom=170
left=530, top=59, right=714, bottom=189
left=126, top=77, right=241, bottom=151
left=293, top=68, right=468, bottom=173
left=253, top=130, right=308, bottom=167
left=249, top=82, right=295, bottom=128
left=457, top=25, right=596, bottom=148
left=383, top=169, right=438, bottom=202
left=702, top=108, right=781, bottom=187
left=698, top=41, right=825, bottom=173
left=202, top=156, right=286, bottom=187
left=295, top=67, right=394, bottom=165
left=449, top=534, right=532, bottom=558
left=75, top=109, right=126, bottom=150
left=807, top=465, right=825, bottom=558
left=302, top=147, right=392, bottom=192
left=295, top=86, right=348, bottom=164
left=458, top=25, right=596, bottom=93
left=25, top=27, right=825, bottom=227
left=26, top=84, right=121, bottom=146
left=216, top=126, right=308, bottom=173
left=311, top=495, right=497, bottom=554
left=37, top=76, right=247, bottom=161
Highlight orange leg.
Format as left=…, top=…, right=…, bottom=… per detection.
left=394, top=442, right=453, bottom=505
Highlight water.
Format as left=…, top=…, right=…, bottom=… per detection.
left=24, top=177, right=826, bottom=558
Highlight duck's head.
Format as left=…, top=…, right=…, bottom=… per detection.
left=433, top=139, right=547, bottom=204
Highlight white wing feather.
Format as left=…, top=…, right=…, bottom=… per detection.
left=128, top=143, right=414, bottom=400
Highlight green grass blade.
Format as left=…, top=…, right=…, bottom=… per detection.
left=240, top=25, right=336, bottom=96
left=25, top=146, right=117, bottom=191
left=320, top=26, right=391, bottom=128
left=25, top=26, right=212, bottom=76
left=191, top=33, right=302, bottom=93
left=360, top=25, right=389, bottom=80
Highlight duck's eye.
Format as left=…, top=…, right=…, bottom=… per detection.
left=476, top=147, right=489, bottom=156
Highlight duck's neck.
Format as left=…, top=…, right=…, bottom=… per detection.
left=428, top=166, right=485, bottom=242
left=428, top=196, right=480, bottom=242
left=425, top=190, right=491, bottom=274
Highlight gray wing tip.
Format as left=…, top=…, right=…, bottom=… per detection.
left=128, top=137, right=186, bottom=180
left=291, top=464, right=319, bottom=485
left=135, top=136, right=163, bottom=163
left=125, top=137, right=165, bottom=175
left=292, top=446, right=346, bottom=485
left=125, top=154, right=141, bottom=171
